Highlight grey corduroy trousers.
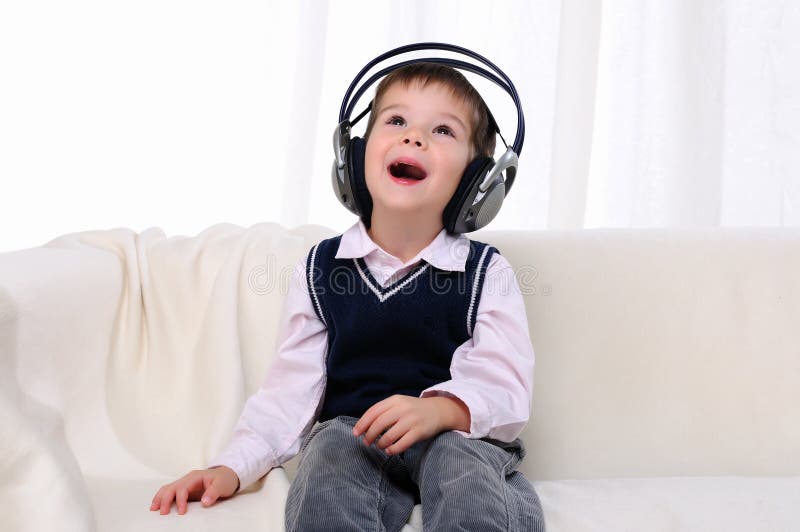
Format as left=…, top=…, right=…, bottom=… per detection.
left=285, top=415, right=546, bottom=532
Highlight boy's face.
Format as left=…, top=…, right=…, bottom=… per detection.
left=364, top=81, right=474, bottom=223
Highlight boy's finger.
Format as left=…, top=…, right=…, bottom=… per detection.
left=150, top=490, right=161, bottom=510
left=364, top=411, right=398, bottom=446
left=176, top=486, right=189, bottom=514
left=377, top=420, right=409, bottom=450
left=151, top=486, right=168, bottom=510
left=353, top=400, right=388, bottom=436
left=159, top=487, right=176, bottom=515
left=385, top=430, right=418, bottom=455
left=201, top=485, right=218, bottom=506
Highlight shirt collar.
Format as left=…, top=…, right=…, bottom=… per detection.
left=334, top=219, right=471, bottom=272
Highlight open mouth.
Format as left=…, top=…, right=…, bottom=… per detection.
left=388, top=160, right=428, bottom=181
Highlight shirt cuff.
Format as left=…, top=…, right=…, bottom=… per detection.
left=207, top=445, right=277, bottom=493
left=420, top=384, right=491, bottom=439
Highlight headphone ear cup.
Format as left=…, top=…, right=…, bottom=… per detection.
left=345, top=136, right=373, bottom=226
left=443, top=156, right=495, bottom=234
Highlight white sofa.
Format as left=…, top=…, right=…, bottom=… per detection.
left=1, top=222, right=798, bottom=532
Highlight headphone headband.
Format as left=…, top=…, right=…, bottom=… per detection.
left=332, top=42, right=525, bottom=234
left=338, top=42, right=525, bottom=155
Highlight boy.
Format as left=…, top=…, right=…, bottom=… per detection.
left=151, top=62, right=545, bottom=531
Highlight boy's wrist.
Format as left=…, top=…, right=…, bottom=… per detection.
left=427, top=395, right=471, bottom=433
left=208, top=465, right=240, bottom=492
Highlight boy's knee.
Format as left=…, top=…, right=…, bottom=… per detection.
left=299, top=416, right=380, bottom=475
left=422, top=431, right=514, bottom=479
left=304, top=418, right=357, bottom=455
left=427, top=431, right=486, bottom=458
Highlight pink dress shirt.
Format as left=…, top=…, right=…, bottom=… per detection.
left=208, top=221, right=535, bottom=491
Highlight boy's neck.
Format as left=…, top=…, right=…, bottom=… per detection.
left=367, top=210, right=444, bottom=264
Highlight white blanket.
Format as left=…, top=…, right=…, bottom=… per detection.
left=0, top=222, right=333, bottom=531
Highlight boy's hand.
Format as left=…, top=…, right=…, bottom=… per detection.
left=352, top=395, right=470, bottom=455
left=150, top=466, right=239, bottom=515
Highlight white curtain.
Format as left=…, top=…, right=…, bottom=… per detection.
left=583, top=0, right=800, bottom=228
left=1, top=1, right=798, bottom=252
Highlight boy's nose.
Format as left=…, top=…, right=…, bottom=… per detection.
left=403, top=138, right=423, bottom=147
left=401, top=125, right=425, bottom=148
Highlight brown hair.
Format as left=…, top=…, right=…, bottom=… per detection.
left=363, top=62, right=496, bottom=159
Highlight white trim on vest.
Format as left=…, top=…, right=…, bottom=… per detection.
left=353, top=259, right=430, bottom=303
left=466, top=244, right=491, bottom=336
left=308, top=243, right=327, bottom=327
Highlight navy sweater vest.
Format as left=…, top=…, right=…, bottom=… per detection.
left=306, top=235, right=498, bottom=422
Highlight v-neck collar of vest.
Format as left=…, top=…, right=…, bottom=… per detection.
left=353, top=257, right=430, bottom=303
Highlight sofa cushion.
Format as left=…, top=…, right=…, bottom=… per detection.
left=88, top=469, right=289, bottom=531
left=534, top=476, right=800, bottom=532
left=476, top=228, right=800, bottom=480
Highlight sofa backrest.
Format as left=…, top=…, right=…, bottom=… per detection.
left=18, top=223, right=798, bottom=481
left=475, top=228, right=800, bottom=480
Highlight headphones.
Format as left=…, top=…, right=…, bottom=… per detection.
left=331, top=42, right=526, bottom=234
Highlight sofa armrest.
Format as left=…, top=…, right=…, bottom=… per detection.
left=0, top=244, right=122, bottom=411
left=0, top=244, right=123, bottom=531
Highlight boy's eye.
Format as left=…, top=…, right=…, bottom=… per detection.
left=385, top=115, right=456, bottom=138
left=434, top=125, right=454, bottom=137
